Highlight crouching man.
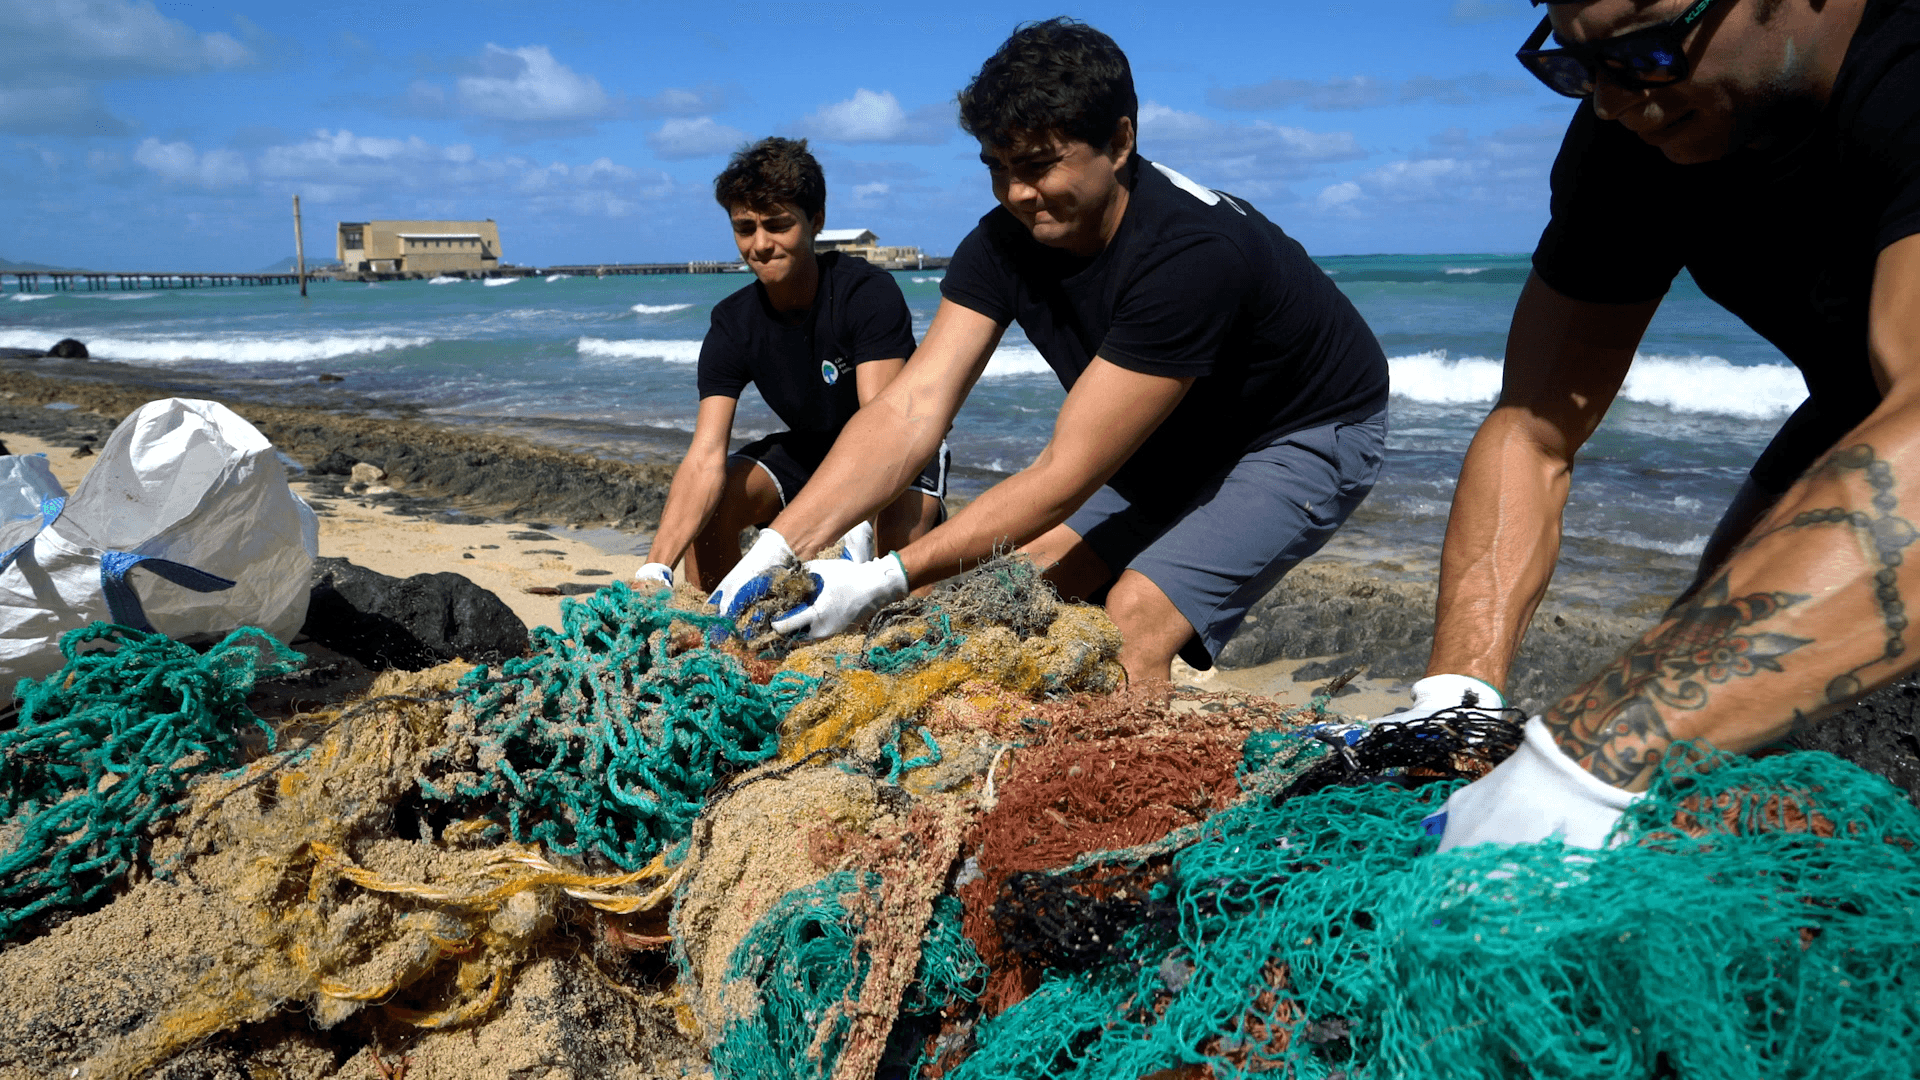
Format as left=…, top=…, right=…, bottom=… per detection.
left=636, top=137, right=947, bottom=590
left=708, top=20, right=1389, bottom=685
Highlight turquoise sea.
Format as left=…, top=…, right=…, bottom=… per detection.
left=1, top=253, right=1805, bottom=606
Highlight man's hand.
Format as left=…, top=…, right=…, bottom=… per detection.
left=1394, top=673, right=1506, bottom=722
left=771, top=553, right=909, bottom=640
left=706, top=529, right=795, bottom=616
left=837, top=520, right=875, bottom=563
left=633, top=562, right=674, bottom=589
left=1425, top=716, right=1642, bottom=850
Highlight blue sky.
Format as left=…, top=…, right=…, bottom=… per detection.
left=0, top=0, right=1578, bottom=271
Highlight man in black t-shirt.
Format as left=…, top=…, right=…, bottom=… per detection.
left=1413, top=0, right=1920, bottom=850
left=635, top=137, right=946, bottom=591
left=707, top=20, right=1390, bottom=685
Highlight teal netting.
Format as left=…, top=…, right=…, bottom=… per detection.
left=422, top=582, right=818, bottom=870
left=952, top=746, right=1920, bottom=1079
left=711, top=870, right=985, bottom=1080
left=0, top=623, right=301, bottom=941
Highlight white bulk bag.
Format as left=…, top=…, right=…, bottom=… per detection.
left=0, top=398, right=319, bottom=696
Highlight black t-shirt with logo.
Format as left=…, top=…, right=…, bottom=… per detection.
left=696, top=252, right=916, bottom=433
left=1533, top=0, right=1920, bottom=491
left=940, top=156, right=1389, bottom=500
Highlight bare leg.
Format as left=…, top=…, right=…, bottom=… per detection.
left=876, top=490, right=944, bottom=553
left=684, top=460, right=784, bottom=592
left=1104, top=570, right=1200, bottom=685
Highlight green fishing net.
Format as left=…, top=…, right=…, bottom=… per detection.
left=710, top=870, right=985, bottom=1080
left=421, top=582, right=817, bottom=870
left=950, top=743, right=1920, bottom=1079
left=0, top=623, right=301, bottom=940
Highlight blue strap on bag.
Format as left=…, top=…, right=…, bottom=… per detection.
left=98, top=550, right=236, bottom=632
left=1, top=494, right=236, bottom=632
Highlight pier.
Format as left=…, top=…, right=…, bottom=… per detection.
left=2, top=271, right=305, bottom=292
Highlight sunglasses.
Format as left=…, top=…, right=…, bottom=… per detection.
left=1516, top=0, right=1724, bottom=98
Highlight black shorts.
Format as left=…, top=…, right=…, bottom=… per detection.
left=730, top=431, right=949, bottom=510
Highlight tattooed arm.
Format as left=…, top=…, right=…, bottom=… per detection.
left=1546, top=234, right=1920, bottom=791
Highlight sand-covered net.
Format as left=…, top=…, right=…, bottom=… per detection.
left=3, top=557, right=1919, bottom=1079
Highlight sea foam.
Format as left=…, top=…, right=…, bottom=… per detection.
left=428, top=276, right=461, bottom=285
left=484, top=277, right=516, bottom=287
left=1388, top=350, right=1807, bottom=419
left=0, top=330, right=432, bottom=364
left=9, top=294, right=55, bottom=302
left=576, top=337, right=704, bottom=364
left=631, top=303, right=694, bottom=315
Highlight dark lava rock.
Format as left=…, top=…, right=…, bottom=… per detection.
left=0, top=347, right=45, bottom=360
left=0, top=438, right=8, bottom=455
left=316, top=372, right=344, bottom=383
left=1790, top=674, right=1920, bottom=807
left=302, top=556, right=528, bottom=670
left=1218, top=562, right=1642, bottom=714
left=308, top=449, right=361, bottom=476
left=48, top=338, right=88, bottom=359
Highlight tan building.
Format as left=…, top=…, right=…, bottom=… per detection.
left=814, top=228, right=925, bottom=269
left=337, top=220, right=501, bottom=274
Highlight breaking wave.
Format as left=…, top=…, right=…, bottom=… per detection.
left=1388, top=350, right=1807, bottom=419
left=0, top=330, right=433, bottom=364
left=576, top=337, right=704, bottom=364
left=631, top=303, right=694, bottom=315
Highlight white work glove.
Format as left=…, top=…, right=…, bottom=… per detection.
left=633, top=562, right=674, bottom=589
left=837, top=520, right=876, bottom=563
left=1425, top=715, right=1643, bottom=851
left=1394, top=673, right=1506, bottom=722
left=706, top=528, right=797, bottom=617
left=771, top=553, right=909, bottom=641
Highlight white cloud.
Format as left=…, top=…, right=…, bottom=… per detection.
left=456, top=45, right=612, bottom=123
left=0, top=0, right=252, bottom=77
left=1315, top=181, right=1362, bottom=215
left=1137, top=101, right=1364, bottom=197
left=0, top=0, right=255, bottom=135
left=648, top=116, right=746, bottom=160
left=798, top=89, right=952, bottom=144
left=134, top=138, right=250, bottom=187
left=639, top=83, right=738, bottom=117
left=1207, top=76, right=1391, bottom=112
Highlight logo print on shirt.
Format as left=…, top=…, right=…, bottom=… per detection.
left=820, top=358, right=844, bottom=385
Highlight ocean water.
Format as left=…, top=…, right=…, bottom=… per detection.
left=0, top=254, right=1801, bottom=607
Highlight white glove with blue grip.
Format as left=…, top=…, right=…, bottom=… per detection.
left=633, top=562, right=674, bottom=589
left=838, top=520, right=876, bottom=563
left=1425, top=715, right=1642, bottom=850
left=706, top=528, right=796, bottom=617
left=771, top=552, right=909, bottom=641
left=1394, top=673, right=1506, bottom=722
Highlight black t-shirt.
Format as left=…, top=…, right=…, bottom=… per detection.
left=1533, top=0, right=1920, bottom=491
left=941, top=156, right=1389, bottom=499
left=696, top=252, right=916, bottom=434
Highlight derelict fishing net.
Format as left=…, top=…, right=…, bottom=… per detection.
left=5, top=554, right=1920, bottom=1080
left=943, top=737, right=1920, bottom=1080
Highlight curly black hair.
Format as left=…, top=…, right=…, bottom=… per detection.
left=712, top=136, right=826, bottom=219
left=958, top=17, right=1137, bottom=151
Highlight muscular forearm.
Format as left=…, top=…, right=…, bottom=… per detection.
left=643, top=453, right=727, bottom=569
left=1428, top=407, right=1576, bottom=691
left=898, top=454, right=1094, bottom=586
left=1547, top=397, right=1920, bottom=790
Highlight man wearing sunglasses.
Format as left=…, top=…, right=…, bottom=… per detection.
left=1411, top=0, right=1920, bottom=849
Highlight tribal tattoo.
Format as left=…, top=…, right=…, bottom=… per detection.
left=1545, top=576, right=1811, bottom=787
left=1547, top=443, right=1917, bottom=787
left=1748, top=444, right=1918, bottom=704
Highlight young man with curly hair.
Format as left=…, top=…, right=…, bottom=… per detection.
left=708, top=20, right=1390, bottom=685
left=635, top=137, right=947, bottom=590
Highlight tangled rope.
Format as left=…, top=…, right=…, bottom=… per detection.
left=0, top=624, right=301, bottom=940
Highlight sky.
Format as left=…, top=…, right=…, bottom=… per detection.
left=0, top=0, right=1580, bottom=271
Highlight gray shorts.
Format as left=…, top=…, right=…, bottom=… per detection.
left=1063, top=410, right=1386, bottom=670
